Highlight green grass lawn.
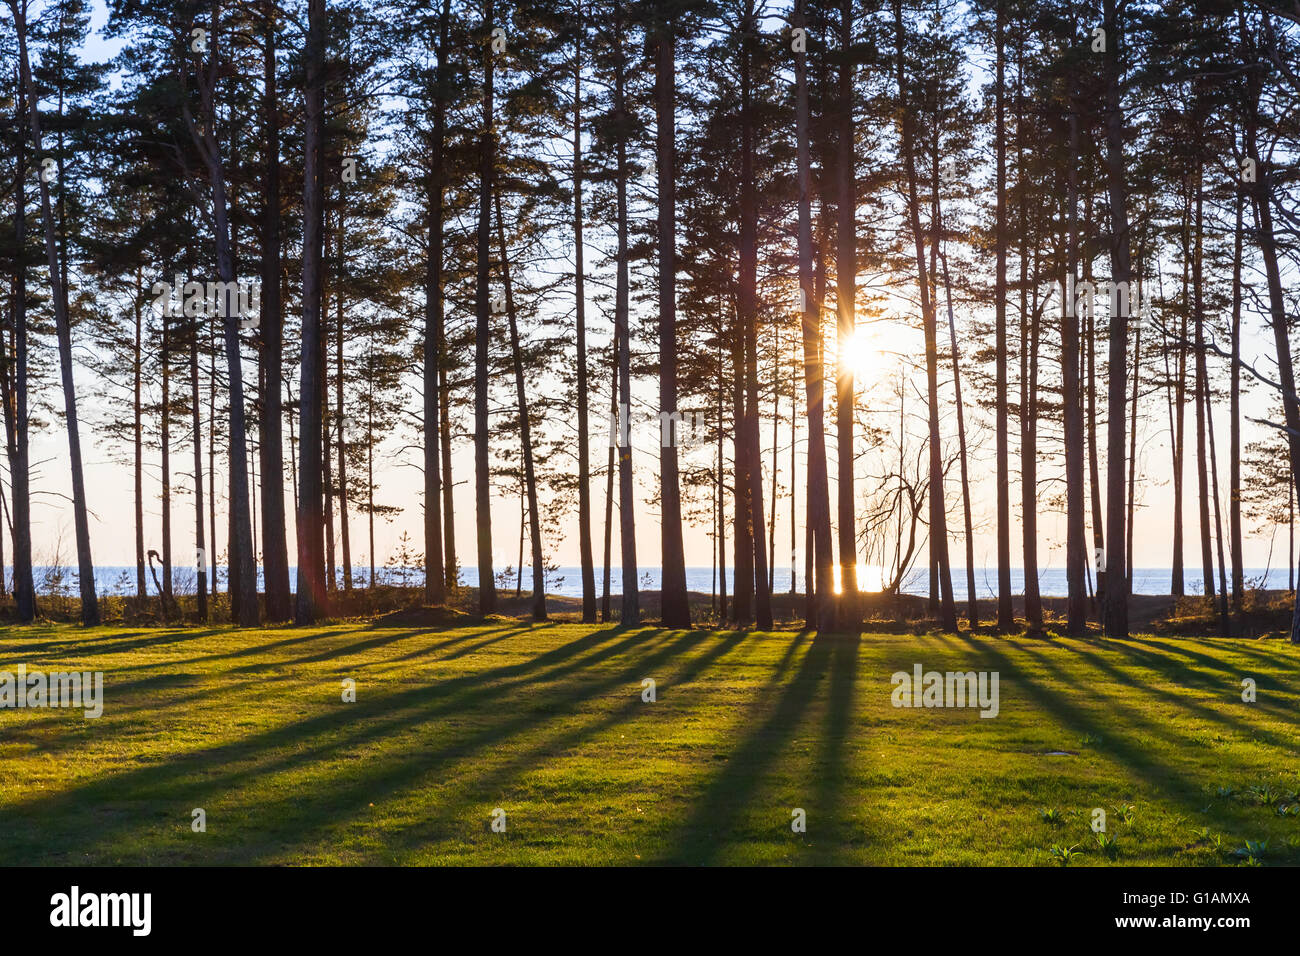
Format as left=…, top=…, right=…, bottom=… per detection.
left=1, top=621, right=1298, bottom=865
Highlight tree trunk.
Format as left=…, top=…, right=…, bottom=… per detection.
left=259, top=0, right=291, bottom=620
left=1228, top=191, right=1244, bottom=606
left=3, top=94, right=35, bottom=621
left=495, top=191, right=546, bottom=621
left=1241, top=9, right=1299, bottom=642
left=13, top=1, right=98, bottom=625
left=1062, top=66, right=1086, bottom=633
left=473, top=0, right=498, bottom=616
left=191, top=310, right=208, bottom=622
left=835, top=0, right=858, bottom=609
left=296, top=0, right=328, bottom=622
left=573, top=13, right=596, bottom=623
left=656, top=22, right=689, bottom=627
left=613, top=0, right=638, bottom=625
left=1101, top=0, right=1130, bottom=638
left=423, top=0, right=451, bottom=605
left=894, top=0, right=954, bottom=630
left=1193, top=172, right=1214, bottom=604
left=740, top=1, right=771, bottom=631
left=993, top=0, right=1012, bottom=631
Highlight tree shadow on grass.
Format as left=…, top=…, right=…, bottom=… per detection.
left=0, top=624, right=681, bottom=861
left=959, top=635, right=1274, bottom=824
left=660, top=631, right=857, bottom=865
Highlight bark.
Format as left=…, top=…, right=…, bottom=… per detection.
left=1062, top=72, right=1087, bottom=634
left=894, top=0, right=954, bottom=630
left=1101, top=0, right=1131, bottom=638
left=423, top=0, right=451, bottom=605
left=993, top=0, right=1012, bottom=630
left=656, top=22, right=689, bottom=626
left=190, top=311, right=208, bottom=621
left=260, top=0, right=291, bottom=620
left=835, top=0, right=858, bottom=605
left=13, top=0, right=98, bottom=625
left=1229, top=192, right=1245, bottom=606
left=474, top=0, right=498, bottom=616
left=573, top=12, right=596, bottom=622
left=296, top=0, right=327, bottom=622
left=740, top=1, right=771, bottom=631
left=614, top=0, right=638, bottom=624
left=495, top=191, right=546, bottom=621
left=1241, top=9, right=1300, bottom=642
left=940, top=250, right=977, bottom=628
left=1193, top=171, right=1214, bottom=603
left=3, top=92, right=35, bottom=621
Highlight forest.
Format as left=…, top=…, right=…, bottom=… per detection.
left=1, top=0, right=1299, bottom=642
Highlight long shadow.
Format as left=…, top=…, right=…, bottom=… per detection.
left=1140, top=635, right=1300, bottom=683
left=437, top=622, right=558, bottom=662
left=0, top=627, right=235, bottom=660
left=661, top=632, right=840, bottom=865
left=808, top=634, right=861, bottom=865
left=1102, top=637, right=1299, bottom=725
left=336, top=628, right=754, bottom=863
left=1060, top=639, right=1298, bottom=753
left=952, top=636, right=1224, bottom=823
left=0, top=624, right=687, bottom=859
left=12, top=626, right=363, bottom=681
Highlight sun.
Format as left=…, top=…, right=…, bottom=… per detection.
left=838, top=327, right=883, bottom=383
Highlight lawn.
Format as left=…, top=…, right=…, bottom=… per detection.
left=1, top=621, right=1298, bottom=865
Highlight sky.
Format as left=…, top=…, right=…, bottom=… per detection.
left=14, top=0, right=1295, bottom=588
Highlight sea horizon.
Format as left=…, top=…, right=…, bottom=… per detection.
left=12, top=564, right=1294, bottom=601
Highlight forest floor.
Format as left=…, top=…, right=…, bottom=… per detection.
left=1, top=621, right=1298, bottom=865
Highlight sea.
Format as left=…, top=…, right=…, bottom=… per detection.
left=13, top=564, right=1294, bottom=599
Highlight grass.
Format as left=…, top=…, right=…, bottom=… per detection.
left=1, top=621, right=1299, bottom=865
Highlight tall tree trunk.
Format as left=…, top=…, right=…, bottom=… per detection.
left=1172, top=190, right=1189, bottom=597
left=940, top=251, right=977, bottom=628
left=1193, top=173, right=1214, bottom=603
left=495, top=191, right=546, bottom=621
left=835, top=0, right=858, bottom=608
left=191, top=311, right=208, bottom=621
left=716, top=326, right=728, bottom=621
left=1100, top=0, right=1130, bottom=638
left=473, top=0, right=498, bottom=616
left=1205, top=355, right=1230, bottom=636
left=656, top=21, right=689, bottom=627
left=731, top=305, right=752, bottom=624
left=133, top=273, right=146, bottom=603
left=573, top=11, right=596, bottom=623
left=13, top=0, right=98, bottom=625
left=259, top=0, right=290, bottom=620
left=1241, top=9, right=1299, bottom=642
left=1228, top=191, right=1244, bottom=606
left=423, top=0, right=451, bottom=605
left=740, top=1, right=771, bottom=631
left=296, top=0, right=328, bottom=622
left=601, top=355, right=616, bottom=622
left=1062, top=50, right=1086, bottom=633
left=161, top=292, right=173, bottom=608
left=4, top=96, right=35, bottom=621
left=894, top=0, right=954, bottom=630
left=993, top=0, right=1012, bottom=630
left=613, top=0, right=638, bottom=624
left=1013, top=47, right=1041, bottom=634
left=1126, top=307, right=1140, bottom=597
left=335, top=224, right=351, bottom=592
